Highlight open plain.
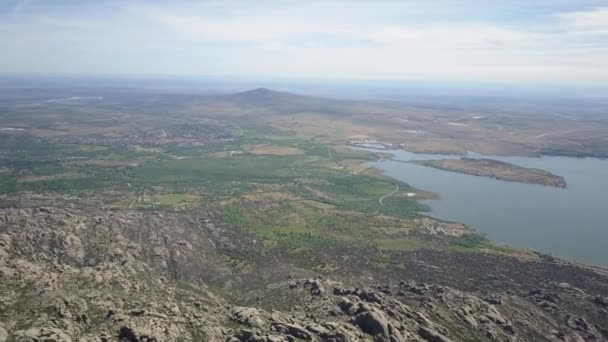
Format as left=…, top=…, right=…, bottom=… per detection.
left=0, top=87, right=607, bottom=341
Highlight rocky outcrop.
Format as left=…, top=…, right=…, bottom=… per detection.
left=418, top=327, right=454, bottom=342
left=0, top=324, right=8, bottom=342
left=12, top=327, right=73, bottom=342
left=232, top=307, right=266, bottom=328
left=0, top=207, right=607, bottom=341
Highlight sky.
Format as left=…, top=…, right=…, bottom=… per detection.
left=1, top=0, right=608, bottom=85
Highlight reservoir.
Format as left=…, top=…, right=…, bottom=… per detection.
left=363, top=149, right=608, bottom=266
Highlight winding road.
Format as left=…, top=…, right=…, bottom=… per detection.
left=379, top=183, right=399, bottom=207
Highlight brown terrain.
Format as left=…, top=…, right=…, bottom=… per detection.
left=206, top=88, right=608, bottom=158
left=415, top=158, right=568, bottom=188
left=3, top=87, right=608, bottom=159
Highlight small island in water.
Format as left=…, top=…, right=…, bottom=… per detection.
left=415, top=158, right=567, bottom=188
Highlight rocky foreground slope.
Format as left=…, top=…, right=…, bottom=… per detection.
left=1, top=206, right=607, bottom=341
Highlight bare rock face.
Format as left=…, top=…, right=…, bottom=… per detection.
left=60, top=233, right=85, bottom=260
left=0, top=234, right=11, bottom=260
left=418, top=327, right=455, bottom=342
left=12, top=327, right=73, bottom=342
left=270, top=322, right=312, bottom=340
left=594, top=296, right=608, bottom=308
left=0, top=207, right=607, bottom=341
left=0, top=324, right=8, bottom=342
left=351, top=309, right=394, bottom=340
left=232, top=307, right=266, bottom=328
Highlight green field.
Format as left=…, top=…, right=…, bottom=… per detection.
left=0, top=120, right=499, bottom=266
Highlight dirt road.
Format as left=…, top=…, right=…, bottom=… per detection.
left=379, top=183, right=399, bottom=207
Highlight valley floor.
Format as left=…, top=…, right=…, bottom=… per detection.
left=0, top=88, right=607, bottom=341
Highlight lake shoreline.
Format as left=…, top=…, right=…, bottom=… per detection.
left=353, top=145, right=608, bottom=267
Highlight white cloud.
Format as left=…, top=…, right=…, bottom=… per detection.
left=556, top=7, right=608, bottom=33
left=0, top=1, right=606, bottom=84
left=148, top=13, right=321, bottom=44
left=365, top=25, right=531, bottom=48
left=146, top=8, right=533, bottom=52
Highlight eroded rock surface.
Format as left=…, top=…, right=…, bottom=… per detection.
left=0, top=207, right=607, bottom=341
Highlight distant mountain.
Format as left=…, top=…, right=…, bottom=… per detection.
left=227, top=88, right=315, bottom=105
left=233, top=87, right=298, bottom=100
left=220, top=88, right=350, bottom=115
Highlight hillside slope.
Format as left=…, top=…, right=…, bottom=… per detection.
left=1, top=206, right=607, bottom=341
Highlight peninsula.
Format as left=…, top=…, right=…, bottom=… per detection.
left=415, top=158, right=567, bottom=188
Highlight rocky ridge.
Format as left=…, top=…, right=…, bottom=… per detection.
left=0, top=207, right=607, bottom=341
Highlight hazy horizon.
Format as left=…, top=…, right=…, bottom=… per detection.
left=1, top=0, right=608, bottom=86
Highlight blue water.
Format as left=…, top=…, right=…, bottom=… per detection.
left=363, top=149, right=608, bottom=266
